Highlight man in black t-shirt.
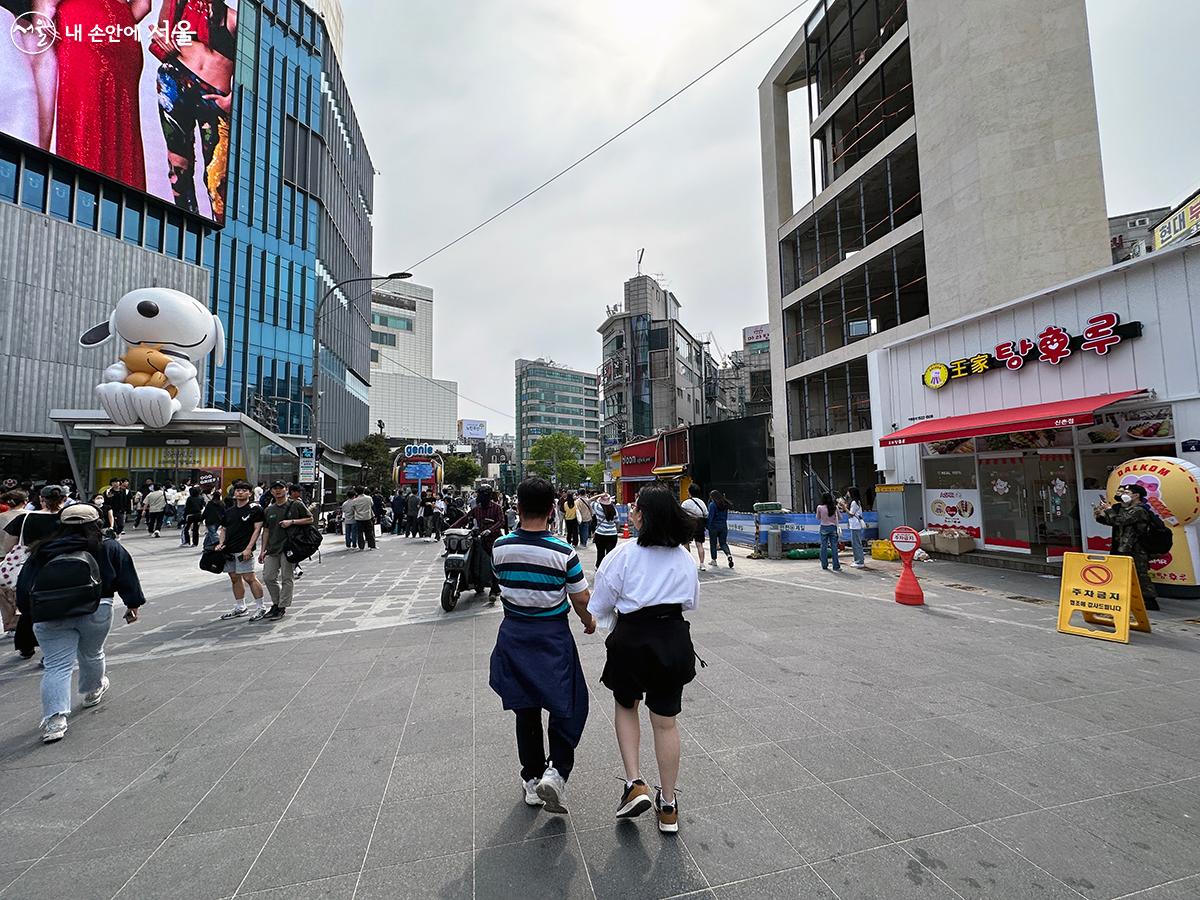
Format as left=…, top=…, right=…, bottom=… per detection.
left=214, top=482, right=267, bottom=621
left=105, top=478, right=131, bottom=536
left=258, top=481, right=313, bottom=622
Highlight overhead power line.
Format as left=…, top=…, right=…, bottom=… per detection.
left=399, top=1, right=813, bottom=273
left=372, top=346, right=516, bottom=422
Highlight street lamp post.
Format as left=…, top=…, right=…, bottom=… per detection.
left=309, top=271, right=411, bottom=445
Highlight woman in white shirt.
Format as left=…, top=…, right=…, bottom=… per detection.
left=844, top=487, right=867, bottom=568
left=588, top=483, right=701, bottom=835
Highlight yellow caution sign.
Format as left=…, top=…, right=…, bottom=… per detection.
left=1057, top=552, right=1151, bottom=643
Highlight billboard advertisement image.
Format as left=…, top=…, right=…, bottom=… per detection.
left=2, top=0, right=237, bottom=224
left=458, top=419, right=486, bottom=440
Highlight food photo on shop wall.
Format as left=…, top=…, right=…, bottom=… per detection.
left=870, top=239, right=1200, bottom=599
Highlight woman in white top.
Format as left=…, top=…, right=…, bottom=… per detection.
left=681, top=483, right=708, bottom=572
left=844, top=486, right=867, bottom=568
left=588, top=483, right=700, bottom=835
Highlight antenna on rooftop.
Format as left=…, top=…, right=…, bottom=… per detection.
left=636, top=248, right=645, bottom=275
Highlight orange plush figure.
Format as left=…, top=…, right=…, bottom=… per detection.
left=120, top=344, right=178, bottom=398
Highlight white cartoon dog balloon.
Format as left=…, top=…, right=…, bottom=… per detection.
left=79, top=288, right=225, bottom=428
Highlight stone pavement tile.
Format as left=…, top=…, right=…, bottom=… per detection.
left=981, top=809, right=1171, bottom=899
left=239, top=872, right=358, bottom=899
left=968, top=746, right=1115, bottom=808
left=829, top=772, right=968, bottom=840
left=708, top=742, right=820, bottom=797
left=842, top=724, right=952, bottom=770
left=952, top=703, right=1102, bottom=749
left=385, top=750, right=463, bottom=803
left=1121, top=875, right=1200, bottom=898
left=121, top=822, right=273, bottom=899
left=0, top=751, right=159, bottom=828
left=776, top=734, right=888, bottom=783
left=363, top=791, right=473, bottom=870
left=679, top=799, right=804, bottom=884
left=1053, top=793, right=1200, bottom=881
left=711, top=865, right=837, bottom=899
left=473, top=774, right=572, bottom=848
left=355, top=852, right=473, bottom=900
left=813, top=843, right=961, bottom=899
left=562, top=767, right=657, bottom=832
left=739, top=706, right=834, bottom=742
left=335, top=679, right=420, bottom=730
left=1059, top=731, right=1200, bottom=786
left=756, top=785, right=890, bottom=862
left=176, top=759, right=310, bottom=835
left=1124, top=722, right=1200, bottom=762
left=240, top=805, right=376, bottom=892
left=896, top=715, right=1014, bottom=759
left=903, top=825, right=1082, bottom=899
left=400, top=714, right=472, bottom=755
left=475, top=834, right=593, bottom=900
left=795, top=696, right=890, bottom=732
left=0, top=844, right=155, bottom=900
left=288, top=732, right=398, bottom=819
left=670, top=753, right=744, bottom=811
left=574, top=823, right=709, bottom=900
left=893, top=760, right=1039, bottom=824
left=682, top=711, right=770, bottom=753
left=0, top=762, right=71, bottom=816
left=677, top=685, right=733, bottom=718
left=0, top=821, right=76, bottom=864
left=1044, top=691, right=1189, bottom=732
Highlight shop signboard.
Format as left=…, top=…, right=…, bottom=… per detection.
left=404, top=463, right=434, bottom=482
left=620, top=439, right=658, bottom=478
left=923, top=488, right=982, bottom=540
left=457, top=419, right=487, bottom=440
left=1153, top=189, right=1200, bottom=251
left=1077, top=405, right=1173, bottom=446
left=297, top=443, right=318, bottom=482
left=742, top=324, right=770, bottom=345
left=920, top=313, right=1142, bottom=390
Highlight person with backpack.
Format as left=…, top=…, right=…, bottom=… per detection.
left=681, top=484, right=708, bottom=573
left=3, top=485, right=70, bottom=660
left=258, top=481, right=314, bottom=622
left=15, top=503, right=145, bottom=743
left=1094, top=483, right=1162, bottom=610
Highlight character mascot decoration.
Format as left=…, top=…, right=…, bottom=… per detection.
left=79, top=288, right=225, bottom=428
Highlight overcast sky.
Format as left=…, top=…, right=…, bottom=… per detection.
left=342, top=0, right=1200, bottom=430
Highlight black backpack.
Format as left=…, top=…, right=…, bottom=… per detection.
left=1144, top=513, right=1173, bottom=556
left=29, top=550, right=103, bottom=622
left=284, top=524, right=323, bottom=564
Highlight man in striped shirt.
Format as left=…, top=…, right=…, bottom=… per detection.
left=489, top=476, right=595, bottom=814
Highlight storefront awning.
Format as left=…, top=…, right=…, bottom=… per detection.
left=652, top=465, right=686, bottom=476
left=879, top=389, right=1148, bottom=447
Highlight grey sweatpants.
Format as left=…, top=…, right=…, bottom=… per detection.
left=262, top=553, right=296, bottom=608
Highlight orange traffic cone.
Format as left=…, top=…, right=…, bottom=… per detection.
left=622, top=521, right=630, bottom=539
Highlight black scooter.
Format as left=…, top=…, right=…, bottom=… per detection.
left=441, top=519, right=496, bottom=611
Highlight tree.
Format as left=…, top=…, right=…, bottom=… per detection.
left=528, top=433, right=586, bottom=488
left=584, top=461, right=606, bottom=489
left=442, top=455, right=481, bottom=487
left=341, top=434, right=393, bottom=493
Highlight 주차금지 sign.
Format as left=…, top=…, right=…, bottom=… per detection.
left=1056, top=552, right=1151, bottom=643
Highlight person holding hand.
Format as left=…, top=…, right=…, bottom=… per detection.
left=489, top=476, right=595, bottom=815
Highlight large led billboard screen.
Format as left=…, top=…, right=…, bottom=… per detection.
left=1, top=0, right=237, bottom=224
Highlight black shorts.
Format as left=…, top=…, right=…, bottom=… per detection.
left=691, top=518, right=706, bottom=543
left=601, top=604, right=696, bottom=718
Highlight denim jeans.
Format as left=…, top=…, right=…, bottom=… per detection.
left=819, top=524, right=841, bottom=570
left=33, top=602, right=113, bottom=724
left=578, top=521, right=590, bottom=546
left=849, top=528, right=865, bottom=565
left=710, top=526, right=731, bottom=560
left=344, top=520, right=358, bottom=547
left=204, top=524, right=220, bottom=549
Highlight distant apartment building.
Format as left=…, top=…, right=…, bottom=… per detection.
left=514, top=359, right=601, bottom=477
left=726, top=324, right=773, bottom=419
left=1109, top=208, right=1171, bottom=264
left=598, top=274, right=736, bottom=454
left=368, top=279, right=457, bottom=442
left=760, top=0, right=1112, bottom=509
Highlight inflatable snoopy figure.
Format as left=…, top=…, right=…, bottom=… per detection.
left=79, top=288, right=225, bottom=428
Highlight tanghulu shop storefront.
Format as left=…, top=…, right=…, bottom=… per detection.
left=870, top=241, right=1200, bottom=574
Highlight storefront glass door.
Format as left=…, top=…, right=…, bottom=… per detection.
left=978, top=453, right=1081, bottom=558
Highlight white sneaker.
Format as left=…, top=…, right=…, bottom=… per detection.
left=83, top=676, right=110, bottom=708
left=708, top=560, right=719, bottom=568
left=852, top=562, right=866, bottom=568
left=41, top=714, right=68, bottom=743
left=523, top=778, right=543, bottom=807
left=536, top=767, right=568, bottom=814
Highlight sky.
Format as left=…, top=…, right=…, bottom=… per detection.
left=342, top=0, right=1200, bottom=430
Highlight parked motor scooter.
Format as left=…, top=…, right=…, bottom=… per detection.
left=441, top=519, right=496, bottom=611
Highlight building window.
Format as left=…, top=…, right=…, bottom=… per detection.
left=371, top=313, right=413, bottom=330
left=99, top=189, right=120, bottom=237
left=0, top=147, right=16, bottom=203
left=145, top=207, right=163, bottom=252
left=371, top=330, right=396, bottom=346
left=165, top=215, right=183, bottom=258
left=123, top=198, right=143, bottom=244
left=76, top=177, right=97, bottom=229
left=20, top=157, right=47, bottom=211
left=370, top=349, right=379, bottom=363
left=48, top=169, right=73, bottom=221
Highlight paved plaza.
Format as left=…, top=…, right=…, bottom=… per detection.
left=1, top=531, right=1200, bottom=899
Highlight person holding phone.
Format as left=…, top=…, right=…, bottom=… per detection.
left=214, top=481, right=266, bottom=621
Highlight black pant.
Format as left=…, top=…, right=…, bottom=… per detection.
left=514, top=707, right=575, bottom=782
left=356, top=520, right=376, bottom=549
left=112, top=511, right=126, bottom=534
left=185, top=515, right=201, bottom=546
left=146, top=511, right=164, bottom=533
left=407, top=514, right=418, bottom=537
left=594, top=533, right=618, bottom=568
left=14, top=613, right=38, bottom=656
left=565, top=519, right=579, bottom=546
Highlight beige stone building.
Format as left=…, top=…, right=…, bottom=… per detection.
left=760, top=0, right=1112, bottom=510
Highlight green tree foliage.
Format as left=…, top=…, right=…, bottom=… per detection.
left=528, top=433, right=586, bottom=488
left=442, top=455, right=482, bottom=487
left=584, top=461, right=606, bottom=489
left=341, top=434, right=394, bottom=493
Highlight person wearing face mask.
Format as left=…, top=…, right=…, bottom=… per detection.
left=1093, top=483, right=1159, bottom=611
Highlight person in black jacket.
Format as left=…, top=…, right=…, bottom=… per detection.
left=181, top=486, right=206, bottom=548
left=202, top=491, right=226, bottom=549
left=16, top=503, right=145, bottom=744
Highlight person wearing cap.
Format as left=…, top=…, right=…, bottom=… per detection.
left=258, top=481, right=313, bottom=621
left=214, top=482, right=267, bottom=621
left=591, top=493, right=620, bottom=568
left=16, top=503, right=146, bottom=743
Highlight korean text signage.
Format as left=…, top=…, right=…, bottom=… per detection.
left=743, top=324, right=770, bottom=344
left=457, top=419, right=487, bottom=440
left=297, top=443, right=318, bottom=482
left=620, top=439, right=658, bottom=478
left=4, top=6, right=237, bottom=223
left=921, top=313, right=1143, bottom=390
left=404, top=463, right=434, bottom=482
left=1057, top=552, right=1150, bottom=643
left=1153, top=189, right=1200, bottom=251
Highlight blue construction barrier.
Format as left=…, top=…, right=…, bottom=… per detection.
left=614, top=506, right=877, bottom=549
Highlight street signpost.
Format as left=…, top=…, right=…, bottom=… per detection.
left=889, top=526, right=924, bottom=606
left=297, top=442, right=318, bottom=483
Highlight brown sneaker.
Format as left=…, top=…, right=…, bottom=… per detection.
left=616, top=779, right=652, bottom=819
left=655, top=787, right=679, bottom=833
